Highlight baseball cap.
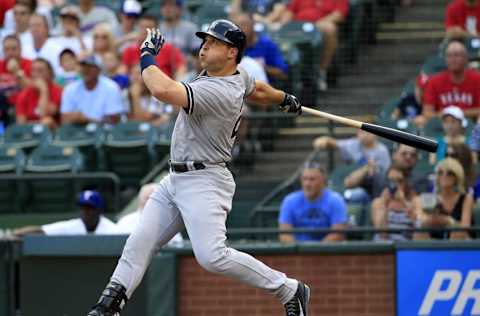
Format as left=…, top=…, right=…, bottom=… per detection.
left=122, top=0, right=142, bottom=17
left=78, top=190, right=104, bottom=209
left=442, top=105, right=468, bottom=127
left=79, top=54, right=102, bottom=68
left=59, top=6, right=80, bottom=21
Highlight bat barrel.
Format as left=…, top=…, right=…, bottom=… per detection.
left=361, top=123, right=438, bottom=153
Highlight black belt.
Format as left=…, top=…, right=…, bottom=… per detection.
left=169, top=162, right=206, bottom=173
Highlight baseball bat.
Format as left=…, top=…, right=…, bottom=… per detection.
left=301, top=106, right=438, bottom=153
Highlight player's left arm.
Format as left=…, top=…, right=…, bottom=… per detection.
left=140, top=29, right=188, bottom=108
left=247, top=79, right=302, bottom=114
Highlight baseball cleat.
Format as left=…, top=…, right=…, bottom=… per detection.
left=87, top=281, right=127, bottom=316
left=284, top=281, right=311, bottom=316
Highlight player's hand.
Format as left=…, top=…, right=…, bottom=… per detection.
left=140, top=28, right=165, bottom=56
left=279, top=93, right=301, bottom=115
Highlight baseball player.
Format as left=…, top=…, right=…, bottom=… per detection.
left=87, top=19, right=309, bottom=316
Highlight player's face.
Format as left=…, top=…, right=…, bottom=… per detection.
left=199, top=36, right=237, bottom=71
left=301, top=169, right=325, bottom=200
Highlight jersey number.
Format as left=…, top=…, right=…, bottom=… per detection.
left=231, top=115, right=242, bottom=138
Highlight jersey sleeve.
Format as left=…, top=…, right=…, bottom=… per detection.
left=279, top=194, right=296, bottom=225
left=181, top=79, right=232, bottom=115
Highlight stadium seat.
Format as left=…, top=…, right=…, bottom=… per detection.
left=52, top=123, right=104, bottom=171
left=338, top=0, right=367, bottom=64
left=421, top=55, right=446, bottom=76
left=1, top=123, right=51, bottom=153
left=103, top=121, right=155, bottom=187
left=151, top=123, right=173, bottom=164
left=0, top=146, right=26, bottom=213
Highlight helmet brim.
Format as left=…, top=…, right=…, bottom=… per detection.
left=196, top=31, right=235, bottom=46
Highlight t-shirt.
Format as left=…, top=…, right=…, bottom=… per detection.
left=41, top=215, right=120, bottom=235
left=288, top=0, right=349, bottom=22
left=16, top=82, right=62, bottom=121
left=337, top=137, right=391, bottom=173
left=239, top=56, right=268, bottom=83
left=0, top=0, right=15, bottom=27
left=423, top=69, right=480, bottom=112
left=245, top=34, right=288, bottom=76
left=60, top=75, right=124, bottom=122
left=159, top=20, right=202, bottom=54
left=122, top=43, right=186, bottom=78
left=279, top=189, right=347, bottom=241
left=0, top=57, right=32, bottom=104
left=446, top=0, right=480, bottom=34
left=50, top=35, right=93, bottom=56
left=22, top=38, right=63, bottom=75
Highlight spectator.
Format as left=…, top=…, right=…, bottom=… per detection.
left=230, top=0, right=285, bottom=16
left=91, top=23, right=116, bottom=68
left=23, top=14, right=62, bottom=74
left=0, top=0, right=34, bottom=59
left=0, top=0, right=15, bottom=27
left=128, top=65, right=173, bottom=126
left=73, top=0, right=119, bottom=35
left=16, top=58, right=62, bottom=128
left=279, top=162, right=348, bottom=242
left=446, top=0, right=480, bottom=39
left=116, top=183, right=184, bottom=246
left=114, top=0, right=141, bottom=52
left=13, top=190, right=119, bottom=236
left=371, top=166, right=423, bottom=241
left=313, top=130, right=391, bottom=199
left=0, top=35, right=32, bottom=107
left=159, top=0, right=201, bottom=54
left=51, top=6, right=91, bottom=55
left=103, top=51, right=129, bottom=90
left=121, top=14, right=186, bottom=79
left=239, top=55, right=269, bottom=82
left=232, top=13, right=288, bottom=80
left=420, top=158, right=474, bottom=240
left=391, top=144, right=430, bottom=193
left=55, top=48, right=80, bottom=86
left=419, top=40, right=480, bottom=125
left=181, top=48, right=202, bottom=82
left=430, top=106, right=470, bottom=164
left=445, top=142, right=476, bottom=189
left=60, top=54, right=124, bottom=124
left=267, top=0, right=349, bottom=90
left=393, top=72, right=429, bottom=122
left=3, top=0, right=54, bottom=34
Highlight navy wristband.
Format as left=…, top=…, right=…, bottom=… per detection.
left=140, top=54, right=157, bottom=73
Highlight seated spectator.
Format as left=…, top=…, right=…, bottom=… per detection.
left=419, top=158, right=474, bottom=240
left=114, top=0, right=141, bottom=52
left=91, top=23, right=116, bottom=68
left=0, top=0, right=34, bottom=59
left=230, top=0, right=285, bottom=16
left=3, top=0, right=54, bottom=34
left=371, top=166, right=423, bottom=241
left=232, top=13, right=288, bottom=81
left=0, top=35, right=32, bottom=107
left=23, top=14, right=62, bottom=74
left=446, top=0, right=480, bottom=39
left=446, top=143, right=476, bottom=190
left=55, top=48, right=80, bottom=86
left=279, top=162, right=348, bottom=242
left=314, top=130, right=391, bottom=200
left=391, top=144, right=430, bottom=193
left=12, top=190, right=119, bottom=236
left=60, top=54, right=124, bottom=125
left=430, top=106, right=470, bottom=164
left=16, top=58, right=62, bottom=128
left=116, top=183, right=183, bottom=246
left=392, top=72, right=429, bottom=123
left=418, top=40, right=480, bottom=125
left=51, top=6, right=91, bottom=55
left=103, top=51, right=129, bottom=90
left=128, top=65, right=173, bottom=126
left=263, top=0, right=349, bottom=90
left=121, top=14, right=186, bottom=79
left=159, top=0, right=201, bottom=54
left=72, top=0, right=119, bottom=35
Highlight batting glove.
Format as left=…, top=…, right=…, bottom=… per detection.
left=140, top=28, right=165, bottom=56
left=279, top=93, right=302, bottom=115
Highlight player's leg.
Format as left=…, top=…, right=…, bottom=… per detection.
left=87, top=176, right=184, bottom=315
left=173, top=167, right=310, bottom=315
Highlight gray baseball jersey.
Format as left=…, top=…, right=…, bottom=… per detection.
left=170, top=66, right=255, bottom=163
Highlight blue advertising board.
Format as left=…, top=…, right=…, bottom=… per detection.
left=397, top=250, right=480, bottom=316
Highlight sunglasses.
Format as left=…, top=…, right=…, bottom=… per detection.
left=437, top=169, right=456, bottom=177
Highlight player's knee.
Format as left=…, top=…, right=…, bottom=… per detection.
left=195, top=247, right=229, bottom=274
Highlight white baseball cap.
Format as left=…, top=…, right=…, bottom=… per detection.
left=122, top=0, right=142, bottom=17
left=442, top=105, right=467, bottom=127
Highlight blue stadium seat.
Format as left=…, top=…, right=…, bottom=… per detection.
left=1, top=123, right=51, bottom=154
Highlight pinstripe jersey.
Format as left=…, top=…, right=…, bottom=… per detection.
left=171, top=66, right=255, bottom=163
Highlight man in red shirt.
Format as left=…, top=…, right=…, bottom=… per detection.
left=120, top=14, right=186, bottom=79
left=274, top=0, right=349, bottom=90
left=0, top=34, right=31, bottom=106
left=420, top=40, right=480, bottom=124
left=446, top=0, right=480, bottom=39
left=16, top=58, right=62, bottom=128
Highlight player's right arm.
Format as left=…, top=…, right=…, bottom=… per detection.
left=248, top=80, right=302, bottom=114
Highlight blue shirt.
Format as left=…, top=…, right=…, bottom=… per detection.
left=245, top=34, right=288, bottom=76
left=279, top=189, right=347, bottom=241
left=60, top=76, right=124, bottom=122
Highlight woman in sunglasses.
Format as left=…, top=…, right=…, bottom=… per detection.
left=421, top=158, right=474, bottom=239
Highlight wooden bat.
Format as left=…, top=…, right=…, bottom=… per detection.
left=301, top=106, right=438, bottom=153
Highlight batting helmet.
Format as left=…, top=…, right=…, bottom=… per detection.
left=196, top=19, right=246, bottom=63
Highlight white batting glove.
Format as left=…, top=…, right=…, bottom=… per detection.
left=140, top=28, right=165, bottom=56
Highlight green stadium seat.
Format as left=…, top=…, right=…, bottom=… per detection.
left=1, top=123, right=51, bottom=153
left=151, top=123, right=172, bottom=164
left=377, top=98, right=401, bottom=120
left=103, top=121, right=155, bottom=188
left=328, top=164, right=360, bottom=193
left=191, top=3, right=229, bottom=29
left=421, top=55, right=446, bottom=76
left=0, top=146, right=26, bottom=213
